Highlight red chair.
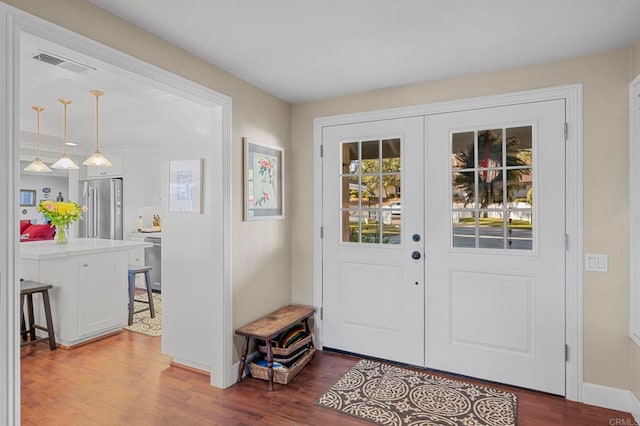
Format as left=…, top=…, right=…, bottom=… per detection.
left=19, top=220, right=31, bottom=235
left=20, top=224, right=56, bottom=242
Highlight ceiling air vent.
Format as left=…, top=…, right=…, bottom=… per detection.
left=31, top=50, right=96, bottom=74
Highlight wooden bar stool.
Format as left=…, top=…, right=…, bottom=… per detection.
left=20, top=280, right=57, bottom=350
left=127, top=265, right=155, bottom=326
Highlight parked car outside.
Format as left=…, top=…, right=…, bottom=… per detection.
left=388, top=201, right=402, bottom=216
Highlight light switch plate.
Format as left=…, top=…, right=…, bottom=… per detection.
left=585, top=253, right=608, bottom=272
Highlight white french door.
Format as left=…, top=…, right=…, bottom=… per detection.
left=321, top=100, right=567, bottom=395
left=425, top=100, right=566, bottom=395
left=322, top=117, right=425, bottom=366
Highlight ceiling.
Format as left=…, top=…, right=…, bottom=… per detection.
left=88, top=0, right=640, bottom=103
left=20, top=1, right=640, bottom=155
left=20, top=32, right=179, bottom=155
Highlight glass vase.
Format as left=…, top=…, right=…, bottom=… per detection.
left=55, top=225, right=68, bottom=245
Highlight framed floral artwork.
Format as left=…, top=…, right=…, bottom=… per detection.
left=244, top=138, right=284, bottom=221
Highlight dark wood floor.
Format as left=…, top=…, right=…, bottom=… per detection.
left=21, top=331, right=634, bottom=425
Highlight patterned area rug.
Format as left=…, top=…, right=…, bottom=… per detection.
left=123, top=293, right=162, bottom=337
left=317, top=359, right=517, bottom=426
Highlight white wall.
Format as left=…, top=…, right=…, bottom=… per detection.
left=291, top=48, right=632, bottom=391
left=160, top=99, right=223, bottom=372
left=19, top=168, right=69, bottom=223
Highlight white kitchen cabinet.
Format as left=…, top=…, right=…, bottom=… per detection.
left=20, top=239, right=151, bottom=346
left=129, top=248, right=145, bottom=266
left=86, top=151, right=124, bottom=178
left=77, top=254, right=125, bottom=337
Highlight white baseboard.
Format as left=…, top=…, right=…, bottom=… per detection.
left=172, top=357, right=211, bottom=375
left=583, top=382, right=640, bottom=422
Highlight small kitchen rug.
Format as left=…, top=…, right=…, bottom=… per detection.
left=317, top=359, right=518, bottom=426
left=123, top=293, right=162, bottom=337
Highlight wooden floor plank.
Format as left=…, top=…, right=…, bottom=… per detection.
left=21, top=331, right=634, bottom=425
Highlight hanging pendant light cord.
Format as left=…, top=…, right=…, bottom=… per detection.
left=90, top=90, right=104, bottom=152
left=51, top=98, right=78, bottom=170
left=95, top=93, right=99, bottom=150
left=25, top=105, right=51, bottom=173
left=63, top=102, right=68, bottom=155
left=35, top=107, right=41, bottom=157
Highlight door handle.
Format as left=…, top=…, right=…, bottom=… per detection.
left=411, top=251, right=421, bottom=260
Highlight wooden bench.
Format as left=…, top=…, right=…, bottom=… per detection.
left=236, top=304, right=315, bottom=391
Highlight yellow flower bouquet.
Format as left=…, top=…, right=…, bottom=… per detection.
left=37, top=200, right=87, bottom=245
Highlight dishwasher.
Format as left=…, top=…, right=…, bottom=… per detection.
left=144, top=236, right=161, bottom=292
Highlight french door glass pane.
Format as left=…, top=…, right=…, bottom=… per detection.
left=452, top=172, right=474, bottom=208
left=479, top=211, right=504, bottom=249
left=479, top=177, right=503, bottom=207
left=340, top=138, right=402, bottom=245
left=452, top=132, right=475, bottom=169
left=477, top=129, right=503, bottom=169
left=506, top=126, right=533, bottom=166
left=507, top=211, right=533, bottom=250
left=342, top=176, right=359, bottom=209
left=361, top=140, right=380, bottom=174
left=382, top=212, right=401, bottom=245
left=361, top=175, right=381, bottom=208
left=450, top=125, right=534, bottom=251
left=452, top=211, right=475, bottom=248
left=343, top=142, right=359, bottom=173
left=343, top=210, right=361, bottom=243
left=382, top=139, right=401, bottom=172
left=506, top=173, right=532, bottom=205
left=361, top=210, right=381, bottom=244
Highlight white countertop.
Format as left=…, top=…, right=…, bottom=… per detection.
left=20, top=238, right=152, bottom=260
left=128, top=231, right=162, bottom=239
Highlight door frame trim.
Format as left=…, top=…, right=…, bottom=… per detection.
left=629, top=73, right=640, bottom=345
left=313, top=84, right=583, bottom=401
left=0, top=5, right=234, bottom=424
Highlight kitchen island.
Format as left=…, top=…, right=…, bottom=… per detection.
left=20, top=238, right=152, bottom=347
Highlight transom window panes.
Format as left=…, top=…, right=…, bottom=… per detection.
left=451, top=126, right=533, bottom=250
left=341, top=138, right=402, bottom=245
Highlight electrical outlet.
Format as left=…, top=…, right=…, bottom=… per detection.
left=585, top=253, right=608, bottom=272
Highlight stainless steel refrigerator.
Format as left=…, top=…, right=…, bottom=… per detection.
left=78, top=178, right=124, bottom=240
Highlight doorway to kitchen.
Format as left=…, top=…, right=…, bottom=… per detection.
left=0, top=6, right=233, bottom=422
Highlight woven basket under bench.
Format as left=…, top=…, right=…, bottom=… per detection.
left=249, top=347, right=316, bottom=385
left=258, top=334, right=313, bottom=356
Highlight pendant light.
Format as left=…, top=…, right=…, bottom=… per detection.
left=51, top=98, right=79, bottom=170
left=24, top=106, right=52, bottom=173
left=83, top=90, right=112, bottom=167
